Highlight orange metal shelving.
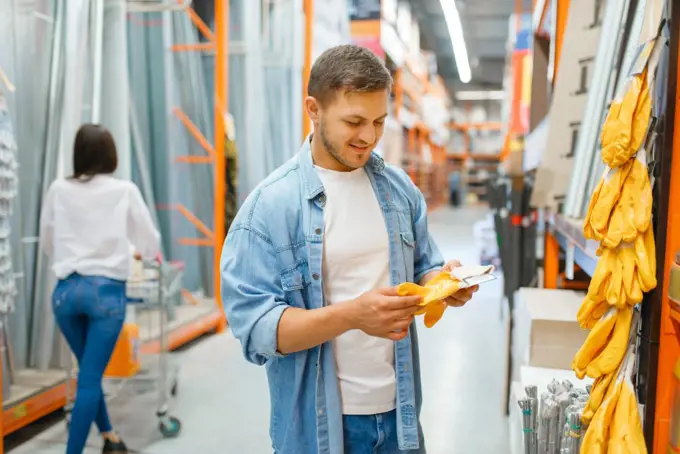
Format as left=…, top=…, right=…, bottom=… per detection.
left=302, top=0, right=314, bottom=139
left=654, top=16, right=680, bottom=452
left=0, top=1, right=231, bottom=441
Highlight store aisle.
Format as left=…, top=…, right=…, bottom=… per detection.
left=11, top=206, right=509, bottom=454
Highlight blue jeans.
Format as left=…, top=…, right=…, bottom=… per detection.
left=343, top=410, right=422, bottom=453
left=52, top=273, right=127, bottom=454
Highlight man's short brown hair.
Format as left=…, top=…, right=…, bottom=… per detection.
left=307, top=44, right=393, bottom=106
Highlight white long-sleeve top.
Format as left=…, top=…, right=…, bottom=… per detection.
left=39, top=175, right=161, bottom=281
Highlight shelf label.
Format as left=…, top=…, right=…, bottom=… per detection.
left=12, top=403, right=27, bottom=419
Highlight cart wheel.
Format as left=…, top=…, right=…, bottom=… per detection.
left=159, top=416, right=181, bottom=438
left=171, top=381, right=178, bottom=397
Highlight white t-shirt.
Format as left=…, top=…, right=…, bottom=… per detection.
left=315, top=165, right=396, bottom=415
left=39, top=175, right=161, bottom=281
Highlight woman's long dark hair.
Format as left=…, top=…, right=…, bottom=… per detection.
left=71, top=124, right=118, bottom=181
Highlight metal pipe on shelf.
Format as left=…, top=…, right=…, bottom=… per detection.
left=31, top=0, right=71, bottom=370
left=101, top=0, right=131, bottom=180
left=90, top=0, right=105, bottom=123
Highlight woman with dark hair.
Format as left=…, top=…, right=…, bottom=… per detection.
left=39, top=124, right=161, bottom=454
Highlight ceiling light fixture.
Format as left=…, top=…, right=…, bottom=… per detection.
left=455, top=90, right=505, bottom=101
left=439, top=0, right=471, bottom=84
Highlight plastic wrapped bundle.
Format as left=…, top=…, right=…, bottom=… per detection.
left=518, top=397, right=533, bottom=454
left=538, top=393, right=560, bottom=453
left=526, top=386, right=539, bottom=453
left=0, top=92, right=18, bottom=315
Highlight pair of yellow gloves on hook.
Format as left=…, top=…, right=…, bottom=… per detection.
left=396, top=265, right=492, bottom=327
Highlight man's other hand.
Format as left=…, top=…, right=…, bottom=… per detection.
left=347, top=288, right=423, bottom=341
left=441, top=260, right=478, bottom=308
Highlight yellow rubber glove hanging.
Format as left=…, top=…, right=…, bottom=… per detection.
left=586, top=306, right=633, bottom=379
left=577, top=296, right=610, bottom=330
left=603, top=155, right=653, bottom=249
left=608, top=373, right=647, bottom=453
left=587, top=248, right=617, bottom=304
left=635, top=225, right=657, bottom=292
left=584, top=161, right=634, bottom=242
left=583, top=371, right=616, bottom=425
left=620, top=246, right=643, bottom=306
left=600, top=70, right=652, bottom=168
left=581, top=327, right=639, bottom=454
left=572, top=307, right=617, bottom=379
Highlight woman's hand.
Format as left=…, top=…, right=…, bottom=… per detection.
left=441, top=260, right=478, bottom=308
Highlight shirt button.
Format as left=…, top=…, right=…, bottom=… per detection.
left=313, top=273, right=320, bottom=280
left=318, top=409, right=323, bottom=416
left=315, top=228, right=322, bottom=235
left=319, top=194, right=326, bottom=203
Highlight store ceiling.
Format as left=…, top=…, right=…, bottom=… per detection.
left=411, top=0, right=524, bottom=97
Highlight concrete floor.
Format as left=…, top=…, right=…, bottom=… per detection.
left=9, top=206, right=510, bottom=454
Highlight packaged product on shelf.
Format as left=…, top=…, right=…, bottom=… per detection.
left=516, top=379, right=589, bottom=454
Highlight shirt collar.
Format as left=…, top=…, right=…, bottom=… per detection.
left=298, top=134, right=385, bottom=200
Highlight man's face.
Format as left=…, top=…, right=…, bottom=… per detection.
left=309, top=90, right=388, bottom=171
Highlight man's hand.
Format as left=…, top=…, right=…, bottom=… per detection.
left=345, top=288, right=423, bottom=341
left=440, top=260, right=478, bottom=308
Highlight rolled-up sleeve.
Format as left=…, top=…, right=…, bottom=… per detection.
left=220, top=226, right=289, bottom=365
left=411, top=181, right=445, bottom=283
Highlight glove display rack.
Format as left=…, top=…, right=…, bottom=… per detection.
left=522, top=0, right=680, bottom=451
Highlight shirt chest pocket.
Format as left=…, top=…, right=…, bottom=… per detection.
left=279, top=261, right=310, bottom=308
left=400, top=231, right=416, bottom=282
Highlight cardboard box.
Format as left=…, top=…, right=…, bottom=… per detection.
left=512, top=287, right=588, bottom=373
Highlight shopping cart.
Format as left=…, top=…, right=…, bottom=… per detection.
left=63, top=259, right=183, bottom=439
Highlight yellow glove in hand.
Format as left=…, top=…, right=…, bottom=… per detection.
left=396, top=272, right=461, bottom=328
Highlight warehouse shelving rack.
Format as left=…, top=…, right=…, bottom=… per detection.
left=0, top=1, right=231, bottom=445
left=537, top=1, right=680, bottom=452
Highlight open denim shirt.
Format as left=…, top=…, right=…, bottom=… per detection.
left=220, top=139, right=444, bottom=454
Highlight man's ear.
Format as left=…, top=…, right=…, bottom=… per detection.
left=305, top=96, right=321, bottom=123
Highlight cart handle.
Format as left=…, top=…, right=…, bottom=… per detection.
left=151, top=253, right=186, bottom=271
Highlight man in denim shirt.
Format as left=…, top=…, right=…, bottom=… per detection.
left=220, top=45, right=477, bottom=454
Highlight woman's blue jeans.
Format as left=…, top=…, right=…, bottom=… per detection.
left=52, top=273, right=126, bottom=454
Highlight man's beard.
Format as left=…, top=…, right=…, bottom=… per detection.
left=319, top=118, right=361, bottom=170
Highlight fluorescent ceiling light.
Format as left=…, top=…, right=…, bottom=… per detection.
left=455, top=90, right=505, bottom=101
left=439, top=0, right=471, bottom=84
